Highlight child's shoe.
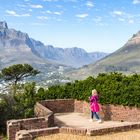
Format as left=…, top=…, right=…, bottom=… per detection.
left=97, top=119, right=102, bottom=123
left=89, top=119, right=93, bottom=122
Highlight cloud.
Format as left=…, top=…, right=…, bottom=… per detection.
left=17, top=4, right=27, bottom=8
left=6, top=10, right=30, bottom=17
left=112, top=11, right=123, bottom=16
left=132, top=0, right=140, bottom=4
left=54, top=11, right=62, bottom=15
left=43, top=0, right=53, bottom=1
left=66, top=0, right=78, bottom=2
left=37, top=16, right=48, bottom=20
left=86, top=1, right=94, bottom=7
left=111, top=10, right=135, bottom=24
left=46, top=10, right=52, bottom=14
left=43, top=0, right=77, bottom=2
left=30, top=5, right=43, bottom=8
left=43, top=0, right=59, bottom=2
left=128, top=19, right=134, bottom=24
left=42, top=10, right=63, bottom=15
left=93, top=16, right=102, bottom=23
left=31, top=22, right=47, bottom=26
left=76, top=14, right=88, bottom=18
left=92, top=16, right=108, bottom=26
left=28, top=9, right=33, bottom=12
left=118, top=18, right=125, bottom=22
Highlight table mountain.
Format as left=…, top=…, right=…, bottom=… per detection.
left=0, top=21, right=108, bottom=70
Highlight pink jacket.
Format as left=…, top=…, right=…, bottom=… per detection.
left=89, top=95, right=100, bottom=112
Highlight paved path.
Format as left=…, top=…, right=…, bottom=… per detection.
left=54, top=112, right=140, bottom=129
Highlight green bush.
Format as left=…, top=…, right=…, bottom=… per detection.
left=45, top=72, right=140, bottom=107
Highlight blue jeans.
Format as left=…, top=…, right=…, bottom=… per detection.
left=91, top=111, right=100, bottom=120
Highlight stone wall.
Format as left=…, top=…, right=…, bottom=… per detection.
left=74, top=100, right=140, bottom=122
left=34, top=102, right=54, bottom=127
left=7, top=117, right=48, bottom=140
left=74, top=100, right=84, bottom=113
left=100, top=104, right=140, bottom=122
left=35, top=99, right=140, bottom=122
left=38, top=99, right=75, bottom=113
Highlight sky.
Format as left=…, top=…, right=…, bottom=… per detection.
left=1, top=0, right=140, bottom=53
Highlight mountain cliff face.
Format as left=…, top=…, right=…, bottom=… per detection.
left=0, top=21, right=108, bottom=69
left=0, top=22, right=46, bottom=69
left=66, top=30, right=140, bottom=80
left=40, top=46, right=108, bottom=67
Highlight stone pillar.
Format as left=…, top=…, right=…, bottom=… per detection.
left=7, top=120, right=20, bottom=140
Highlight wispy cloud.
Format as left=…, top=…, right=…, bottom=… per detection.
left=46, top=10, right=52, bottom=14
left=118, top=18, right=125, bottom=22
left=128, top=19, right=134, bottom=24
left=43, top=0, right=77, bottom=2
left=30, top=5, right=43, bottom=8
left=17, top=4, right=27, bottom=8
left=92, top=16, right=107, bottom=26
left=76, top=13, right=88, bottom=18
left=43, top=0, right=58, bottom=2
left=42, top=10, right=63, bottom=15
left=54, top=11, right=62, bottom=15
left=31, top=22, right=47, bottom=26
left=112, top=10, right=123, bottom=16
left=6, top=10, right=30, bottom=17
left=111, top=10, right=135, bottom=24
left=132, top=0, right=140, bottom=4
left=43, top=0, right=53, bottom=1
left=86, top=1, right=94, bottom=7
left=62, top=0, right=78, bottom=2
left=37, top=16, right=48, bottom=20
left=93, top=16, right=102, bottom=23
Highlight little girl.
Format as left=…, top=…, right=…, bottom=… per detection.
left=89, top=89, right=102, bottom=123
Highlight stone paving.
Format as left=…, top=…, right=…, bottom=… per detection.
left=54, top=112, right=140, bottom=130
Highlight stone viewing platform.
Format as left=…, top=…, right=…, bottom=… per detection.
left=55, top=112, right=140, bottom=136
left=7, top=99, right=140, bottom=140
left=55, top=112, right=140, bottom=129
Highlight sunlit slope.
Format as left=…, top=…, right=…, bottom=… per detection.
left=65, top=31, right=140, bottom=79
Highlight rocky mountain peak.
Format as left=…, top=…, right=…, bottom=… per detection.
left=0, top=21, right=8, bottom=29
left=131, top=31, right=140, bottom=40
left=124, top=30, right=140, bottom=48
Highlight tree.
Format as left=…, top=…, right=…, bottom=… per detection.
left=13, top=82, right=37, bottom=118
left=0, top=64, right=39, bottom=85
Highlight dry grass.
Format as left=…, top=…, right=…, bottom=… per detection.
left=36, top=129, right=140, bottom=140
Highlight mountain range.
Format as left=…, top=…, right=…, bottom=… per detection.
left=0, top=21, right=108, bottom=70
left=1, top=21, right=140, bottom=83
left=66, top=30, right=140, bottom=80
